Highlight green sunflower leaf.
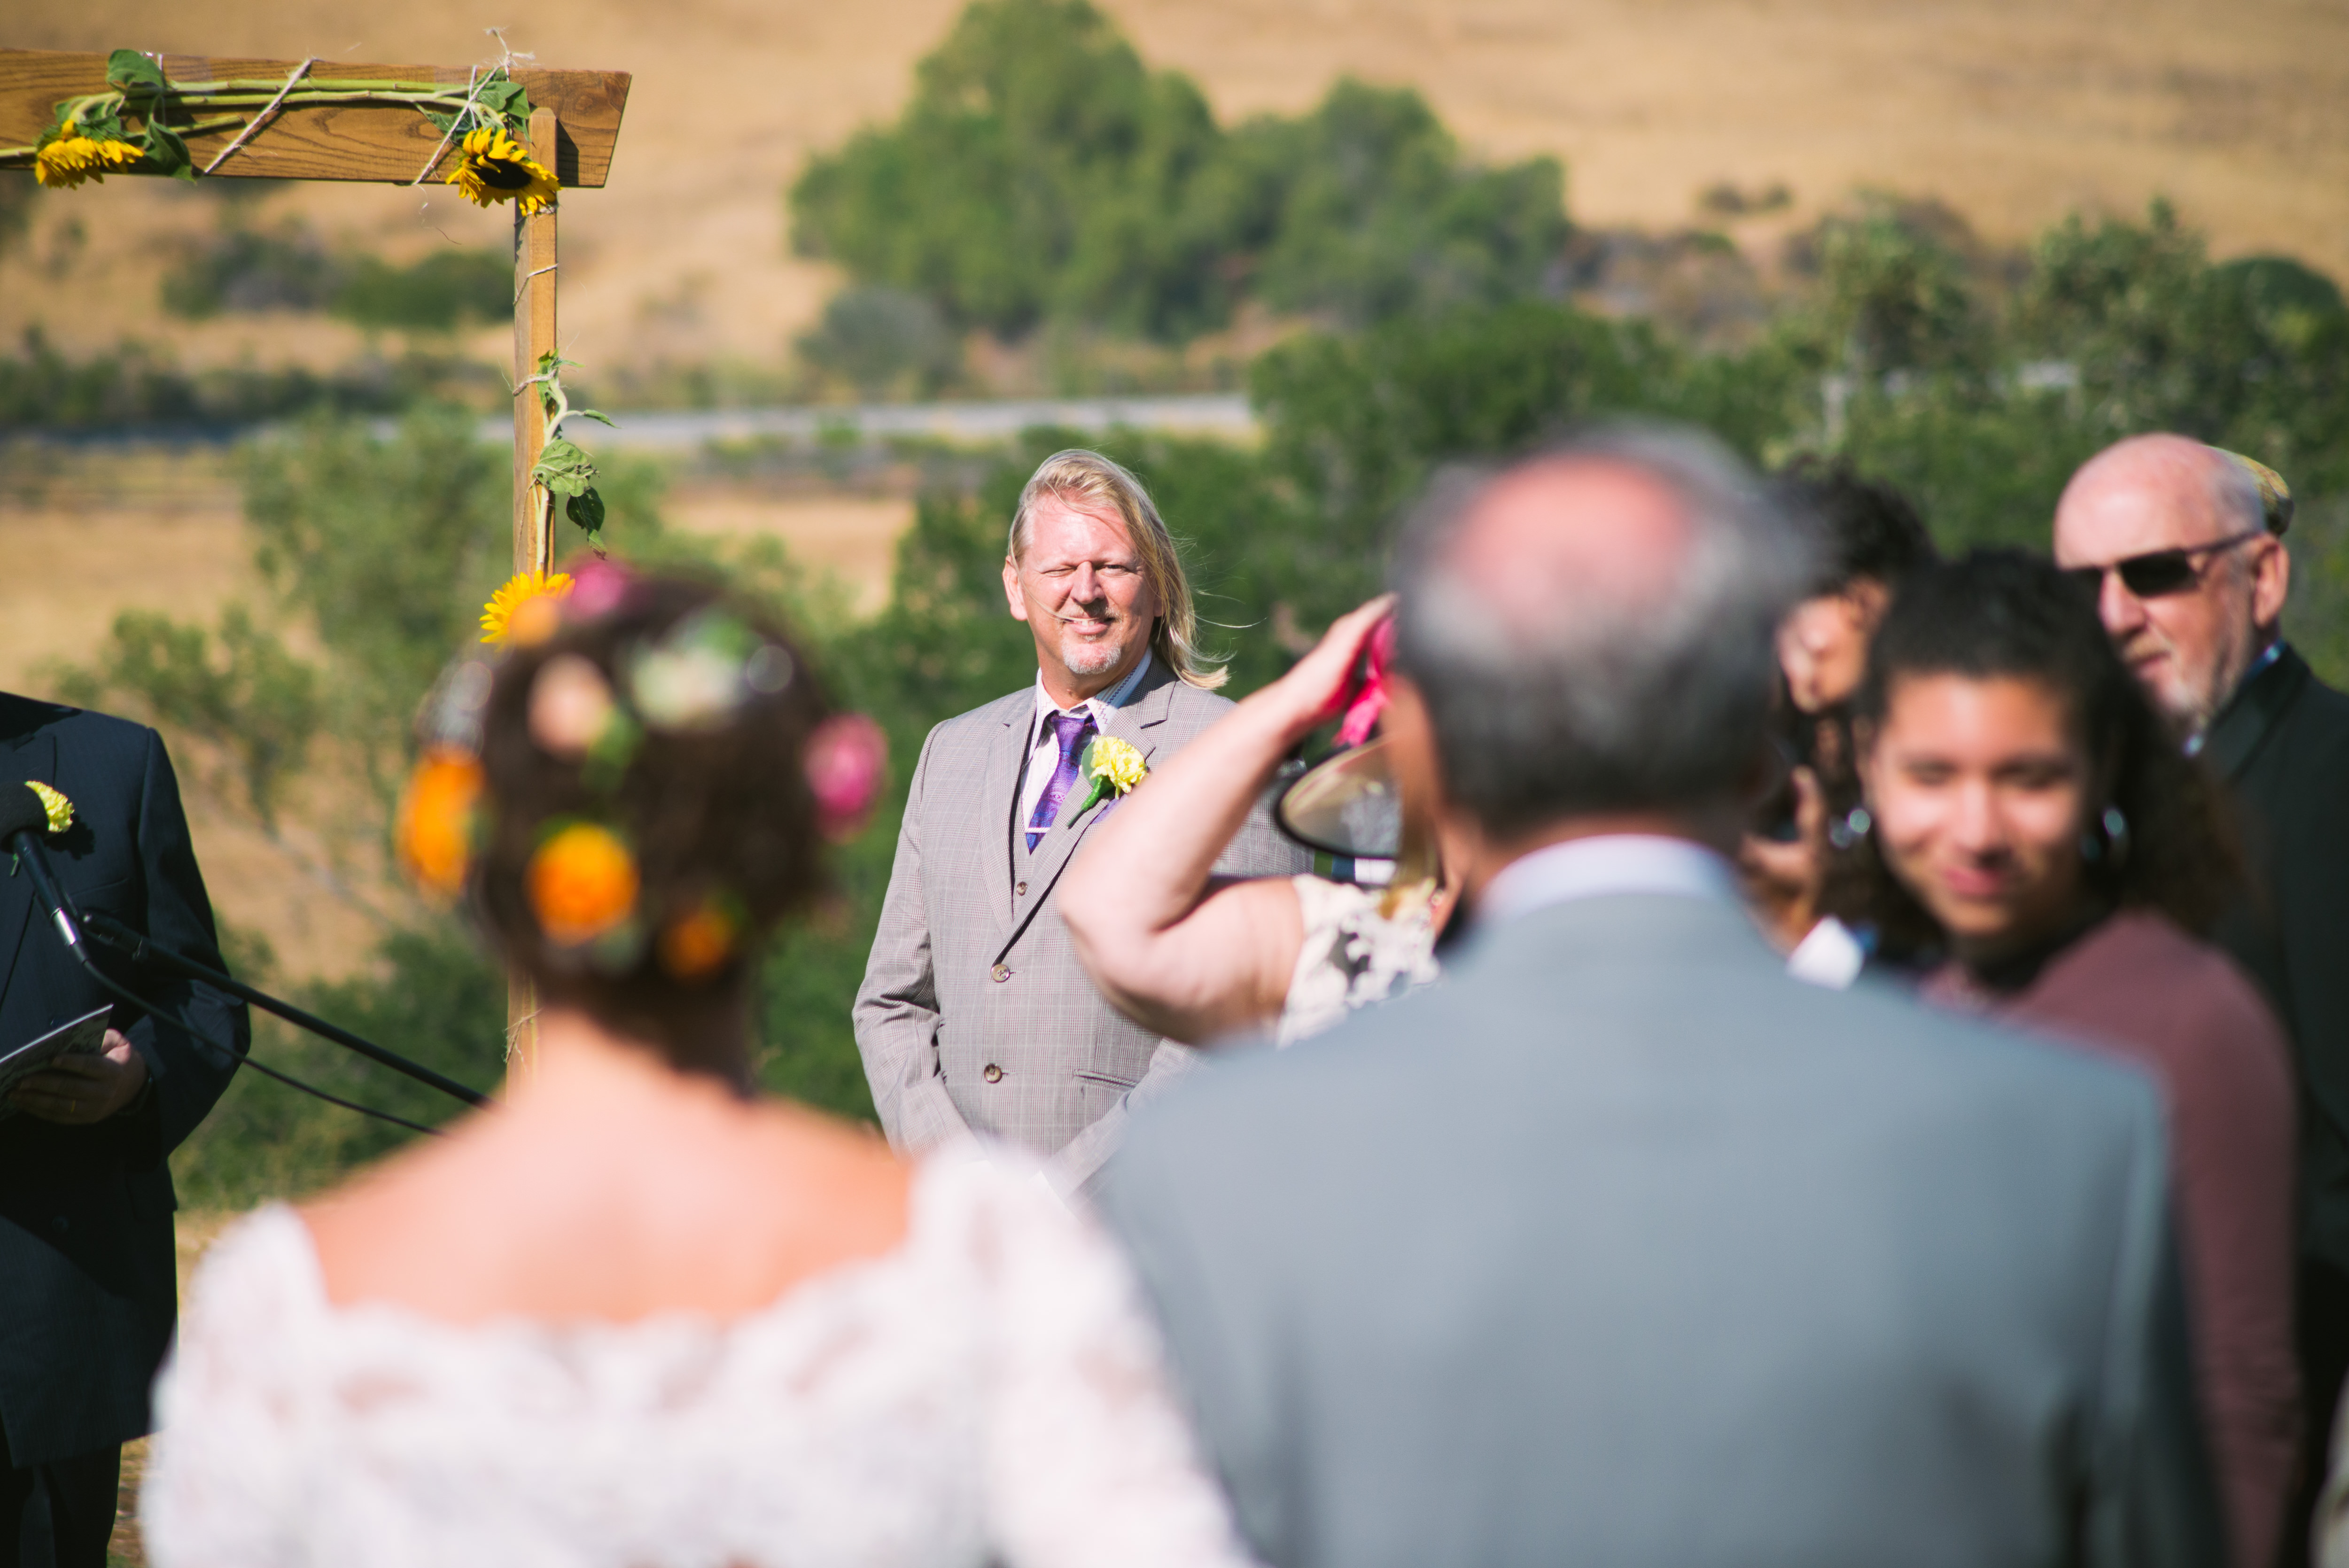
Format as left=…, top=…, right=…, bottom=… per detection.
left=566, top=487, right=607, bottom=539
left=570, top=408, right=618, bottom=428
left=107, top=51, right=166, bottom=92
left=143, top=121, right=192, bottom=179
left=421, top=107, right=459, bottom=134
left=530, top=438, right=598, bottom=497
left=478, top=79, right=529, bottom=118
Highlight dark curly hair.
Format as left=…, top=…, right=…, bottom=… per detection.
left=1840, top=549, right=2241, bottom=956
left=472, top=574, right=833, bottom=1067
left=1772, top=455, right=1938, bottom=596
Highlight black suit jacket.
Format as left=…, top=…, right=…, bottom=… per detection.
left=0, top=696, right=244, bottom=1466
left=2203, top=647, right=2349, bottom=1273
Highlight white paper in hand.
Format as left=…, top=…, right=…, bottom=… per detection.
left=0, top=1005, right=114, bottom=1118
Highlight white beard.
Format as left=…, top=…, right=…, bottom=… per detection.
left=1059, top=632, right=1127, bottom=676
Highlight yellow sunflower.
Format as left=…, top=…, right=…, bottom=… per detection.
left=481, top=570, right=575, bottom=646
left=35, top=129, right=145, bottom=190
left=445, top=125, right=559, bottom=215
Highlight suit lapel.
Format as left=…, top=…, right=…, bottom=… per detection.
left=1001, top=667, right=1176, bottom=955
left=980, top=692, right=1033, bottom=937
left=0, top=731, right=58, bottom=1012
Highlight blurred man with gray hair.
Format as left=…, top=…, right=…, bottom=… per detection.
left=1102, top=425, right=2219, bottom=1568
left=2057, top=433, right=2349, bottom=1551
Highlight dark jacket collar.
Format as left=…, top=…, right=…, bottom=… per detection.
left=2201, top=643, right=2309, bottom=782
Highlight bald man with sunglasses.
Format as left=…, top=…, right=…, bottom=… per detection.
left=2059, top=433, right=2349, bottom=1547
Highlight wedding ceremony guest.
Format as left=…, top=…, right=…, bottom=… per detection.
left=0, top=695, right=247, bottom=1568
left=1740, top=458, right=1935, bottom=982
left=856, top=450, right=1306, bottom=1195
left=1851, top=549, right=2297, bottom=1568
left=2054, top=434, right=2349, bottom=1512
left=1064, top=595, right=1453, bottom=1047
left=142, top=573, right=1261, bottom=1568
left=1100, top=425, right=2222, bottom=1568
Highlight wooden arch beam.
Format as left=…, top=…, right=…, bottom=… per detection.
left=0, top=47, right=629, bottom=186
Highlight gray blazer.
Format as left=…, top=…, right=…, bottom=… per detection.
left=855, top=659, right=1308, bottom=1192
left=1100, top=892, right=2223, bottom=1568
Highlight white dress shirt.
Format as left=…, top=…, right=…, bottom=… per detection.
left=1018, top=651, right=1154, bottom=834
left=1478, top=834, right=1738, bottom=927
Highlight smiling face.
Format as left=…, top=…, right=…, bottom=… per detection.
left=1002, top=492, right=1161, bottom=706
left=1859, top=671, right=2098, bottom=965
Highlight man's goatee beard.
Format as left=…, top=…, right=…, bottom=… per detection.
left=1063, top=638, right=1125, bottom=676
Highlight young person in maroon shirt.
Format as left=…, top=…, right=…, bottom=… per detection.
left=1848, top=549, right=2298, bottom=1568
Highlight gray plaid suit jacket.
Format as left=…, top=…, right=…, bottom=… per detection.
left=855, top=658, right=1309, bottom=1192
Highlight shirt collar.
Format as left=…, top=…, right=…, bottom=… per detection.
left=1478, top=834, right=1738, bottom=928
left=1034, top=649, right=1152, bottom=731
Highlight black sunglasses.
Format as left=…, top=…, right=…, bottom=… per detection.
left=2063, top=528, right=2265, bottom=600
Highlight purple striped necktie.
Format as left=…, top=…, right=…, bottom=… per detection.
left=1027, top=710, right=1097, bottom=851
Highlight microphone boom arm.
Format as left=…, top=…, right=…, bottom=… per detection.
left=76, top=911, right=490, bottom=1109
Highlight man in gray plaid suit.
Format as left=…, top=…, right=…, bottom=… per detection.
left=855, top=450, right=1308, bottom=1195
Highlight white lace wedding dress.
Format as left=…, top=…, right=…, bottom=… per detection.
left=141, top=1157, right=1260, bottom=1568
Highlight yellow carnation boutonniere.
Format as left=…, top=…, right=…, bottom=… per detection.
left=1072, top=735, right=1148, bottom=818
left=25, top=782, right=74, bottom=835
left=9, top=782, right=76, bottom=877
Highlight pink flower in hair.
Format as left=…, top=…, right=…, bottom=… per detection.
left=805, top=714, right=888, bottom=840
left=1332, top=615, right=1397, bottom=749
left=566, top=558, right=636, bottom=620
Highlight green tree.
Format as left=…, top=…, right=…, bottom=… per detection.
left=790, top=0, right=1228, bottom=340
left=789, top=0, right=1571, bottom=343
left=1237, top=81, right=1567, bottom=327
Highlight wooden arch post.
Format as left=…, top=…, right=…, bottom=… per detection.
left=0, top=48, right=629, bottom=1091
left=505, top=104, right=560, bottom=1080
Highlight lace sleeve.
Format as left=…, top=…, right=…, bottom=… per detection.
left=141, top=1209, right=311, bottom=1568
left=978, top=1174, right=1263, bottom=1568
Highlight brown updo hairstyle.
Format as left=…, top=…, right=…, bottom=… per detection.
left=472, top=573, right=832, bottom=1066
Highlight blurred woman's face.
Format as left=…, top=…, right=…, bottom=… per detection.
left=1777, top=578, right=1891, bottom=714
left=1859, top=672, right=2092, bottom=963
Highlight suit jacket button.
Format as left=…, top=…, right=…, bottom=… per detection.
left=983, top=1063, right=1003, bottom=1083
left=1015, top=881, right=1027, bottom=897
left=991, top=963, right=1010, bottom=982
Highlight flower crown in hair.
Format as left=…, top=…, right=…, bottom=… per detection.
left=397, top=565, right=889, bottom=977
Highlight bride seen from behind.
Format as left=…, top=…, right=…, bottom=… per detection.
left=141, top=568, right=1260, bottom=1568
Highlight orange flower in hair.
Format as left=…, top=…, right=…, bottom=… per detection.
left=657, top=898, right=742, bottom=980
left=527, top=822, right=640, bottom=946
left=395, top=748, right=485, bottom=899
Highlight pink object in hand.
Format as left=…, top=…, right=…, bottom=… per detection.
left=1332, top=617, right=1396, bottom=749
left=805, top=714, right=889, bottom=839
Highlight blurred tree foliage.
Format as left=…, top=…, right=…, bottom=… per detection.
left=163, top=213, right=512, bottom=335
left=795, top=286, right=964, bottom=400
left=43, top=125, right=2341, bottom=1215
left=0, top=328, right=444, bottom=431
left=788, top=0, right=1566, bottom=342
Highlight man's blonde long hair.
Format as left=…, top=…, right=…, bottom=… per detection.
left=1008, top=449, right=1228, bottom=690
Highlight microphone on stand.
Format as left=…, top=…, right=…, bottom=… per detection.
left=0, top=780, right=488, bottom=1122
left=0, top=786, right=85, bottom=960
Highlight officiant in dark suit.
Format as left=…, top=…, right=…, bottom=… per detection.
left=0, top=694, right=245, bottom=1568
